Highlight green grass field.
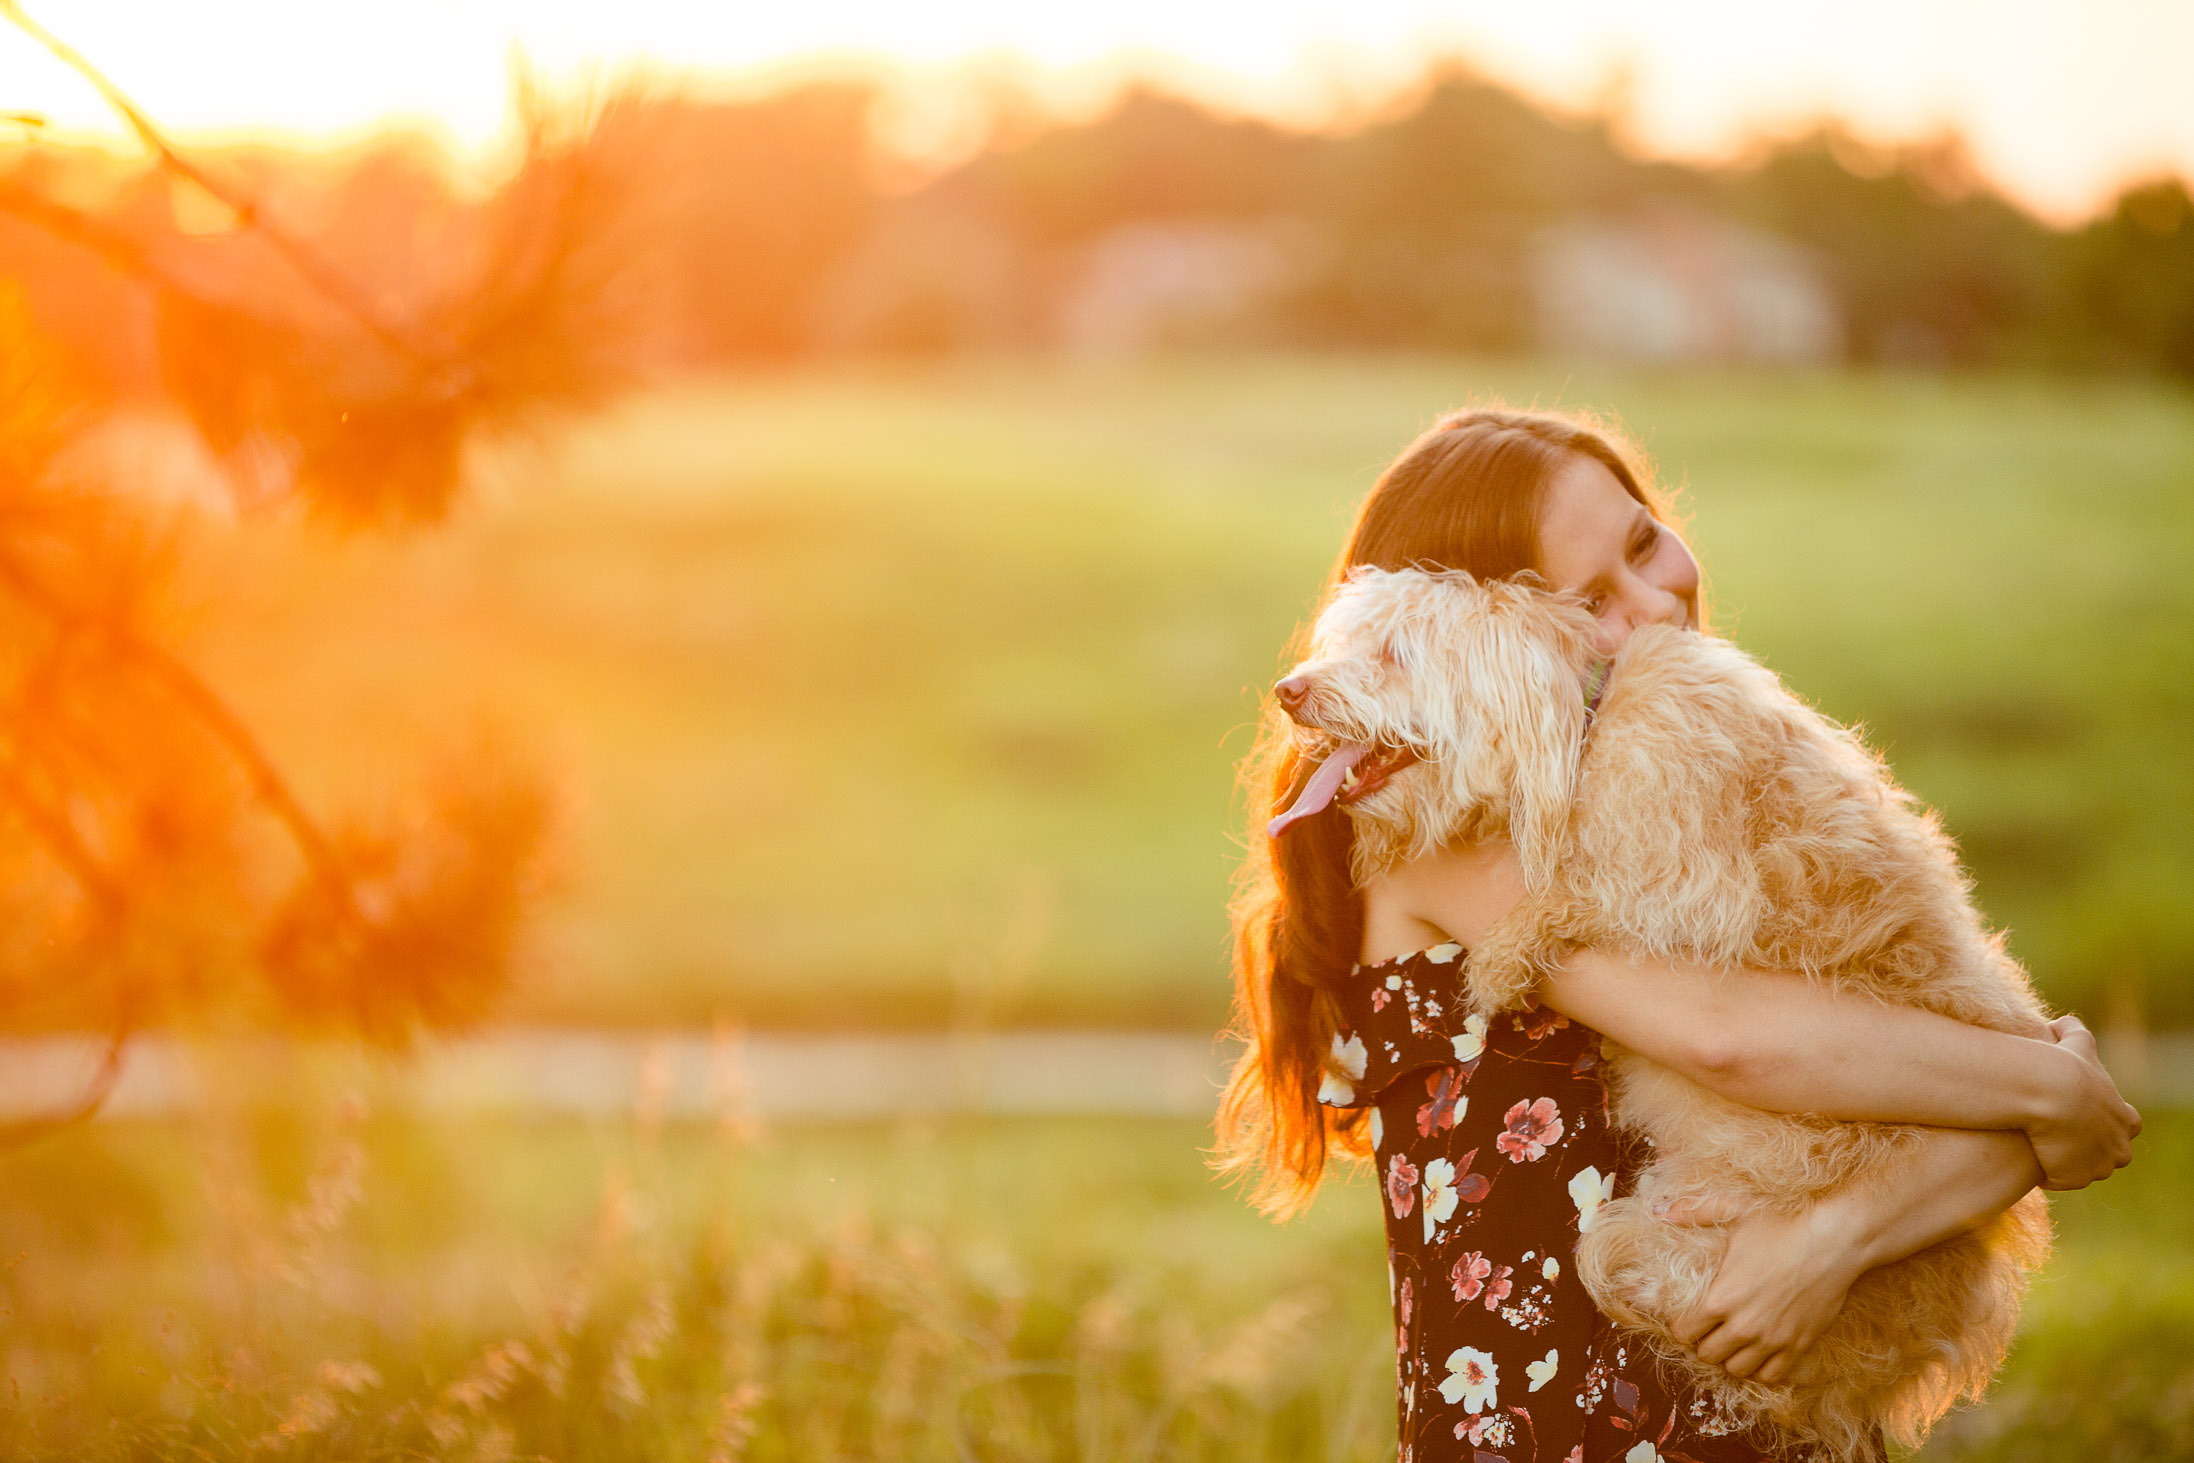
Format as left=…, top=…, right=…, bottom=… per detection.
left=5, top=1105, right=2189, bottom=1460
left=175, top=354, right=2194, bottom=1030
left=16, top=360, right=2186, bottom=1459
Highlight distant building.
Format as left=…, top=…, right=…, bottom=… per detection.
left=1530, top=210, right=1844, bottom=365
left=808, top=205, right=1029, bottom=354
left=810, top=212, right=1314, bottom=357
left=1052, top=219, right=1312, bottom=356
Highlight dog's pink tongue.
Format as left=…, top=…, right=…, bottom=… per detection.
left=1267, top=743, right=1371, bottom=838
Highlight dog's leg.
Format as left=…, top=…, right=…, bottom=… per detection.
left=1463, top=891, right=1586, bottom=1015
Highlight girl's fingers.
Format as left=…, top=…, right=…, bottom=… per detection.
left=2052, top=1016, right=2099, bottom=1058
left=1674, top=1303, right=1727, bottom=1346
left=1692, top=1320, right=1748, bottom=1366
left=1718, top=1341, right=1772, bottom=1379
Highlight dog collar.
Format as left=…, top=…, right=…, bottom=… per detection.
left=1582, top=658, right=1612, bottom=728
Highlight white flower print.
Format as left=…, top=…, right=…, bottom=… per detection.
left=1437, top=1346, right=1499, bottom=1412
left=1318, top=1031, right=1368, bottom=1106
left=1425, top=942, right=1463, bottom=963
left=1569, top=1164, right=1615, bottom=1232
left=1420, top=1157, right=1460, bottom=1241
left=1451, top=1011, right=1489, bottom=1063
left=1542, top=1254, right=1560, bottom=1280
left=1368, top=1106, right=1383, bottom=1149
left=1626, top=1443, right=1661, bottom=1463
left=1332, top=1031, right=1367, bottom=1079
left=1456, top=1413, right=1514, bottom=1448
left=1527, top=1348, right=1559, bottom=1391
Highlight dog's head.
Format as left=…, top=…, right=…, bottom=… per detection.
left=1268, top=567, right=1602, bottom=887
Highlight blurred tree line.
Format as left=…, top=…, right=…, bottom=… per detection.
left=0, top=44, right=2187, bottom=1089
left=10, top=66, right=2188, bottom=380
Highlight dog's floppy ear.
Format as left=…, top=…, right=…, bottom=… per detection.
left=1437, top=585, right=1594, bottom=891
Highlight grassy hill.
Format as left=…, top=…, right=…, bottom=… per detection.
left=176, top=355, right=2194, bottom=1029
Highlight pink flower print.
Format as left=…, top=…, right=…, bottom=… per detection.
left=1386, top=1152, right=1420, bottom=1218
left=1481, top=1262, right=1513, bottom=1311
left=1400, top=1276, right=1414, bottom=1327
left=1497, top=1097, right=1566, bottom=1162
left=1517, top=1004, right=1570, bottom=1041
left=1456, top=1413, right=1514, bottom=1448
left=1417, top=1066, right=1467, bottom=1137
left=1371, top=985, right=1390, bottom=1011
left=1450, top=1251, right=1491, bottom=1303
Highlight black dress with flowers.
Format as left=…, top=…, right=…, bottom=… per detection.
left=1319, top=941, right=1831, bottom=1463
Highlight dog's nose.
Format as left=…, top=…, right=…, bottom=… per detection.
left=1274, top=674, right=1311, bottom=711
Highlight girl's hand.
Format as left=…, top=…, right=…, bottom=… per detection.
left=2026, top=1015, right=2141, bottom=1191
left=1658, top=1193, right=1868, bottom=1386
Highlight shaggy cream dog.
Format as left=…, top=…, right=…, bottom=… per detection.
left=1272, top=566, right=2053, bottom=1463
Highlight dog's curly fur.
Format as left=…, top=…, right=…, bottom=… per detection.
left=1281, top=566, right=2053, bottom=1463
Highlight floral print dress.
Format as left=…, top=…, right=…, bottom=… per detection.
left=1319, top=942, right=1845, bottom=1463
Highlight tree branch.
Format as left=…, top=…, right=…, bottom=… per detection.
left=0, top=553, right=362, bottom=923
left=0, top=0, right=456, bottom=369
left=0, top=731, right=128, bottom=913
left=0, top=714, right=138, bottom=1146
left=0, top=175, right=252, bottom=307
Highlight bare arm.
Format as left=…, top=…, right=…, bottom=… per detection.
left=1667, top=1016, right=2134, bottom=1383
left=1540, top=948, right=2138, bottom=1187
left=1380, top=839, right=2140, bottom=1188
left=1381, top=839, right=2136, bottom=1386
left=1661, top=1126, right=2046, bottom=1384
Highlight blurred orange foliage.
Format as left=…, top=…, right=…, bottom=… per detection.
left=0, top=13, right=658, bottom=1133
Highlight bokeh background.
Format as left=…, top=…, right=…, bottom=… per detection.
left=1, top=3, right=2188, bottom=1459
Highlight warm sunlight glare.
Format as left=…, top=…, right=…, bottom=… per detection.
left=3, top=0, right=2191, bottom=221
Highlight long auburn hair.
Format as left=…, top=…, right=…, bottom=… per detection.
left=1213, top=404, right=1692, bottom=1217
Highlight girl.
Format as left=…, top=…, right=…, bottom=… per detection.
left=1218, top=407, right=2140, bottom=1463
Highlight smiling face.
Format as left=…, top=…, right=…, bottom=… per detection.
left=1535, top=454, right=1701, bottom=656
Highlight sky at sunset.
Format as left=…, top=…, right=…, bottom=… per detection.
left=3, top=0, right=2191, bottom=225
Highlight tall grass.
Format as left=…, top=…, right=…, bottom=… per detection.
left=3, top=1089, right=2188, bottom=1460
left=0, top=1088, right=1393, bottom=1461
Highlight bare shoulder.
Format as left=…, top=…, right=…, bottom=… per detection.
left=1359, top=838, right=1528, bottom=962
